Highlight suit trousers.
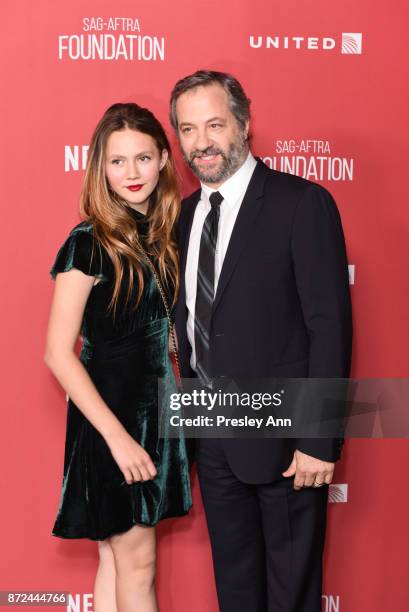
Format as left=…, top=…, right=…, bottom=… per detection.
left=196, top=438, right=329, bottom=612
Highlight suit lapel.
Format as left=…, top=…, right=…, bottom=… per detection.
left=179, top=191, right=201, bottom=307
left=212, top=160, right=268, bottom=315
left=180, top=200, right=199, bottom=274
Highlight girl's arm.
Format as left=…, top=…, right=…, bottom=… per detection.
left=45, top=269, right=157, bottom=483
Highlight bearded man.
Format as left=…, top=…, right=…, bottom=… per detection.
left=170, top=70, right=352, bottom=612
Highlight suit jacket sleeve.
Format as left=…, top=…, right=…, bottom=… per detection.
left=290, top=183, right=353, bottom=462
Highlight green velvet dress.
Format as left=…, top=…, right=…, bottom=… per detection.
left=50, top=208, right=192, bottom=540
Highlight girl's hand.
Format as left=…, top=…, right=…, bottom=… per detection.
left=107, top=431, right=157, bottom=484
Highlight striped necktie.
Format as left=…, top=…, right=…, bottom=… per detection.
left=194, top=191, right=224, bottom=386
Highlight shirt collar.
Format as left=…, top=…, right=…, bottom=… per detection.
left=200, top=152, right=257, bottom=208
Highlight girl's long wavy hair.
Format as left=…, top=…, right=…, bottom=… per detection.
left=80, top=103, right=180, bottom=315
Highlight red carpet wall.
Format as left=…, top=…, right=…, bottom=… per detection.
left=1, top=1, right=408, bottom=611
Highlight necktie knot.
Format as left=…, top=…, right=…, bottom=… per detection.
left=209, top=191, right=224, bottom=210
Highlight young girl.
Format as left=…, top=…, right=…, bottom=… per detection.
left=45, top=103, right=192, bottom=612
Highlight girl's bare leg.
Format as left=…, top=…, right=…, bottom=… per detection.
left=94, top=540, right=118, bottom=612
left=108, top=524, right=158, bottom=612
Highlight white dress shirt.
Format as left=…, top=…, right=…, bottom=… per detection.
left=185, top=152, right=257, bottom=370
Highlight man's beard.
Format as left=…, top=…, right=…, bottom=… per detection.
left=183, top=131, right=248, bottom=184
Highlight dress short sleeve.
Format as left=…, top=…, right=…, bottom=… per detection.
left=50, top=224, right=104, bottom=280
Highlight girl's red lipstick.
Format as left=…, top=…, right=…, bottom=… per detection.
left=126, top=184, right=143, bottom=192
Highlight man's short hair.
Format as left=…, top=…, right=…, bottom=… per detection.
left=169, top=70, right=251, bottom=131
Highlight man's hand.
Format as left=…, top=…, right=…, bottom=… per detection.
left=282, top=449, right=334, bottom=490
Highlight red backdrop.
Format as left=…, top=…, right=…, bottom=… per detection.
left=1, top=1, right=408, bottom=610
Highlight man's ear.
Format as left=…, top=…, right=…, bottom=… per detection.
left=244, top=120, right=250, bottom=141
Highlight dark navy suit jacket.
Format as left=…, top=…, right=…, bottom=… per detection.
left=175, top=159, right=352, bottom=483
